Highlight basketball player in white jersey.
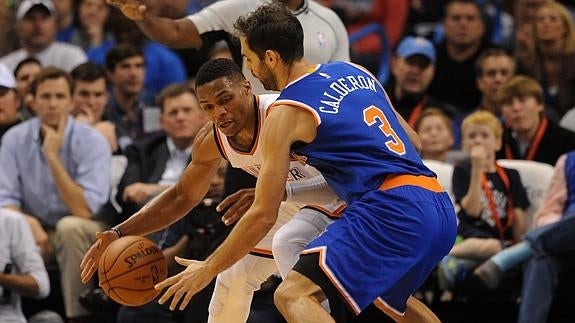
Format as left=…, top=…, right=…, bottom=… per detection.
left=80, top=58, right=343, bottom=322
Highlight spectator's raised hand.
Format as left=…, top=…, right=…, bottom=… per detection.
left=41, top=112, right=67, bottom=159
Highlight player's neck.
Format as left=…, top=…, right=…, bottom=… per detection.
left=282, top=59, right=313, bottom=88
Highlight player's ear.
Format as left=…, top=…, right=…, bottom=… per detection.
left=264, top=50, right=278, bottom=67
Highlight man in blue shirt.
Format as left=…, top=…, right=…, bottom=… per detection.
left=0, top=67, right=111, bottom=323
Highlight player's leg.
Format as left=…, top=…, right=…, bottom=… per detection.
left=370, top=296, right=439, bottom=323
left=274, top=270, right=334, bottom=323
left=207, top=254, right=277, bottom=323
left=272, top=208, right=334, bottom=278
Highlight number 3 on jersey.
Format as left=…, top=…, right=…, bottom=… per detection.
left=363, top=105, right=406, bottom=155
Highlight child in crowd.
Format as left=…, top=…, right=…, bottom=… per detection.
left=439, top=110, right=529, bottom=289
left=414, top=108, right=455, bottom=163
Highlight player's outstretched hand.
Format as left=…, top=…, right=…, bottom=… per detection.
left=217, top=188, right=255, bottom=225
left=106, top=0, right=147, bottom=21
left=80, top=230, right=120, bottom=283
left=155, top=257, right=216, bottom=311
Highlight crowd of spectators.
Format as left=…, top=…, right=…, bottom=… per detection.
left=2, top=0, right=575, bottom=322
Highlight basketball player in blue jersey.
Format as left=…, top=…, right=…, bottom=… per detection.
left=153, top=4, right=457, bottom=322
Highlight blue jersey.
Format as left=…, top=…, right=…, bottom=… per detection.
left=275, top=61, right=434, bottom=203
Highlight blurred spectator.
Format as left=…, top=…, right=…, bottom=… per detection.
left=473, top=150, right=575, bottom=323
left=405, top=0, right=447, bottom=38
left=14, top=57, right=42, bottom=119
left=0, top=209, right=62, bottom=323
left=513, top=0, right=548, bottom=55
left=53, top=0, right=75, bottom=42
left=429, top=0, right=493, bottom=111
left=414, top=108, right=455, bottom=163
left=114, top=84, right=211, bottom=323
left=386, top=35, right=460, bottom=126
left=87, top=11, right=188, bottom=96
left=0, top=0, right=86, bottom=72
left=69, top=0, right=113, bottom=52
left=0, top=0, right=18, bottom=57
left=439, top=110, right=529, bottom=290
left=0, top=63, right=22, bottom=141
left=116, top=84, right=207, bottom=220
left=475, top=48, right=516, bottom=116
left=516, top=1, right=575, bottom=121
left=452, top=48, right=516, bottom=147
left=496, top=75, right=575, bottom=165
left=104, top=44, right=158, bottom=151
left=321, top=0, right=409, bottom=74
left=0, top=67, right=111, bottom=323
left=71, top=62, right=119, bottom=152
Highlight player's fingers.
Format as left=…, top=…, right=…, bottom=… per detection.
left=155, top=272, right=179, bottom=291
left=215, top=192, right=241, bottom=212
left=169, top=288, right=187, bottom=311
left=157, top=283, right=175, bottom=305
left=174, top=256, right=194, bottom=266
left=179, top=291, right=194, bottom=311
left=221, top=203, right=249, bottom=225
left=81, top=263, right=96, bottom=283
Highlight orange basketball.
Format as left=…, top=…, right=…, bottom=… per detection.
left=98, top=235, right=168, bottom=307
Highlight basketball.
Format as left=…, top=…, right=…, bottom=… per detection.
left=98, top=235, right=168, bottom=307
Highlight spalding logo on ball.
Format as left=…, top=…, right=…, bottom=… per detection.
left=98, top=236, right=168, bottom=307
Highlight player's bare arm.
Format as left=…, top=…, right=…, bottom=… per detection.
left=80, top=123, right=222, bottom=282
left=106, top=0, right=203, bottom=48
left=154, top=105, right=317, bottom=310
left=218, top=171, right=338, bottom=226
left=393, top=108, right=422, bottom=152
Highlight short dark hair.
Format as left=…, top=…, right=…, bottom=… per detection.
left=105, top=44, right=144, bottom=71
left=30, top=67, right=73, bottom=96
left=474, top=48, right=515, bottom=77
left=156, top=83, right=196, bottom=111
left=14, top=57, right=41, bottom=77
left=195, top=58, right=245, bottom=89
left=71, top=62, right=106, bottom=83
left=234, top=3, right=304, bottom=66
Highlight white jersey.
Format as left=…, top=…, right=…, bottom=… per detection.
left=213, top=94, right=343, bottom=254
left=188, top=0, right=350, bottom=94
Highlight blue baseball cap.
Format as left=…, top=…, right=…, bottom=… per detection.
left=396, top=36, right=436, bottom=63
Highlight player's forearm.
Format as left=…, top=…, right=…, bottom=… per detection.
left=136, top=16, right=202, bottom=48
left=116, top=185, right=202, bottom=237
left=205, top=205, right=277, bottom=274
left=285, top=175, right=338, bottom=205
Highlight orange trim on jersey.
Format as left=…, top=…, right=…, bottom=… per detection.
left=249, top=247, right=273, bottom=259
left=267, top=101, right=321, bottom=128
left=379, top=174, right=443, bottom=193
left=302, top=204, right=346, bottom=219
left=302, top=247, right=362, bottom=315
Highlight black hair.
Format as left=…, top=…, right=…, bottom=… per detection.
left=234, top=3, right=304, bottom=66
left=195, top=58, right=245, bottom=89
